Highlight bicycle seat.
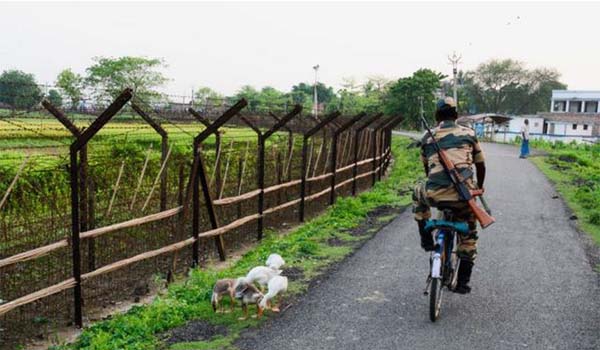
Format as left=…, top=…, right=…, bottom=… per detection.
left=424, top=219, right=469, bottom=235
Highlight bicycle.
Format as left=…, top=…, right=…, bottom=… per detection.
left=423, top=209, right=470, bottom=322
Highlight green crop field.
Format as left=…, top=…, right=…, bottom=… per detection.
left=0, top=114, right=297, bottom=240
left=0, top=115, right=262, bottom=168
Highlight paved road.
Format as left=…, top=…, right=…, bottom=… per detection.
left=236, top=142, right=600, bottom=350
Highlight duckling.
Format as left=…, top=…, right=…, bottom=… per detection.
left=234, top=278, right=264, bottom=320
left=211, top=278, right=238, bottom=313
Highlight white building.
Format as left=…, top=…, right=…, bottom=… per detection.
left=493, top=90, right=600, bottom=143
left=551, top=90, right=600, bottom=113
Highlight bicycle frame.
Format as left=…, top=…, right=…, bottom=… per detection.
left=431, top=228, right=455, bottom=280
left=426, top=211, right=465, bottom=322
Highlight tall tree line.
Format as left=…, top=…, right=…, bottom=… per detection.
left=0, top=56, right=567, bottom=121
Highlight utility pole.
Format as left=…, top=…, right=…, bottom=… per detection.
left=313, top=64, right=320, bottom=117
left=448, top=52, right=462, bottom=104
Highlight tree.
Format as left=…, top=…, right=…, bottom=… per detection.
left=506, top=68, right=566, bottom=114
left=365, top=75, right=391, bottom=93
left=194, top=86, right=224, bottom=107
left=440, top=71, right=474, bottom=114
left=383, top=69, right=446, bottom=129
left=233, top=85, right=260, bottom=111
left=85, top=56, right=168, bottom=104
left=290, top=82, right=335, bottom=110
left=337, top=87, right=382, bottom=115
left=289, top=82, right=313, bottom=111
left=0, top=70, right=42, bottom=110
left=256, top=86, right=287, bottom=113
left=56, top=68, right=83, bottom=108
left=47, top=89, right=63, bottom=107
left=462, top=59, right=566, bottom=114
left=232, top=86, right=291, bottom=113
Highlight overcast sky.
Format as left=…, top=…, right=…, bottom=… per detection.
left=1, top=1, right=599, bottom=97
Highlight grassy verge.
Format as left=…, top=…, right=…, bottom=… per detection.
left=48, top=136, right=420, bottom=350
left=528, top=139, right=600, bottom=246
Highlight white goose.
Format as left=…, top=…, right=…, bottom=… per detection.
left=259, top=275, right=288, bottom=312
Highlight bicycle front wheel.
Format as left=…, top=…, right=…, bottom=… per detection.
left=429, top=277, right=443, bottom=322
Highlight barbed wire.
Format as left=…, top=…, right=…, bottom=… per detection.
left=0, top=118, right=71, bottom=146
left=0, top=81, right=310, bottom=110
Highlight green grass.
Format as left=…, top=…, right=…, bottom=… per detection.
left=169, top=336, right=231, bottom=350
left=46, top=136, right=420, bottom=350
left=529, top=139, right=600, bottom=246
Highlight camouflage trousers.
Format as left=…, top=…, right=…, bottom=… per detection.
left=412, top=182, right=478, bottom=262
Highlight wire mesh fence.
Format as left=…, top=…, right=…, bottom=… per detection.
left=0, top=86, right=400, bottom=348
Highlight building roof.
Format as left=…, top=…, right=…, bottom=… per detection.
left=457, top=113, right=512, bottom=124
left=538, top=112, right=600, bottom=124
left=552, top=90, right=600, bottom=99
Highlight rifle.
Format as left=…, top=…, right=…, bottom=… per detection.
left=421, top=116, right=495, bottom=229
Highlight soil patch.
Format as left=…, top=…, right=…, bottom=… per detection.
left=327, top=236, right=346, bottom=246
left=558, top=154, right=578, bottom=163
left=348, top=205, right=405, bottom=237
left=571, top=177, right=595, bottom=188
left=161, top=320, right=228, bottom=346
left=550, top=164, right=570, bottom=171
left=281, top=266, right=304, bottom=281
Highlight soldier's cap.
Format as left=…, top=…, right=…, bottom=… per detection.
left=436, top=97, right=457, bottom=110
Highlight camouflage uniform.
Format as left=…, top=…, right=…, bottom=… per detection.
left=412, top=120, right=485, bottom=262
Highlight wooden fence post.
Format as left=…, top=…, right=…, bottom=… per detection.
left=187, top=100, right=248, bottom=262
left=299, top=111, right=340, bottom=222
left=352, top=113, right=381, bottom=196
left=68, top=88, right=133, bottom=328
left=192, top=145, right=200, bottom=265
left=87, top=180, right=96, bottom=271
left=243, top=106, right=301, bottom=240
left=178, top=163, right=185, bottom=211
left=236, top=157, right=244, bottom=218
left=277, top=151, right=283, bottom=204
left=69, top=150, right=83, bottom=328
left=371, top=129, right=378, bottom=186
left=381, top=116, right=403, bottom=176
left=330, top=113, right=366, bottom=205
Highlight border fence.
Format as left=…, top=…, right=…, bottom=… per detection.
left=0, top=87, right=402, bottom=347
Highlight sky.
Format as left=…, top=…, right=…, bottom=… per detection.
left=1, top=1, right=600, bottom=98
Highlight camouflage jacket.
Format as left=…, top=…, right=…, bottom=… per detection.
left=420, top=120, right=485, bottom=203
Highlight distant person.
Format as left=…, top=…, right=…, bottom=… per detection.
left=475, top=122, right=484, bottom=138
left=519, top=119, right=530, bottom=158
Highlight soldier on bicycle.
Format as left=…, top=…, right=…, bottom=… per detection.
left=413, top=97, right=487, bottom=294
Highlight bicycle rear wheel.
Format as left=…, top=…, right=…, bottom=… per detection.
left=449, top=250, right=460, bottom=290
left=429, top=277, right=442, bottom=322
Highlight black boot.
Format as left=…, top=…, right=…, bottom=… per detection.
left=417, top=220, right=434, bottom=251
left=454, top=260, right=473, bottom=294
